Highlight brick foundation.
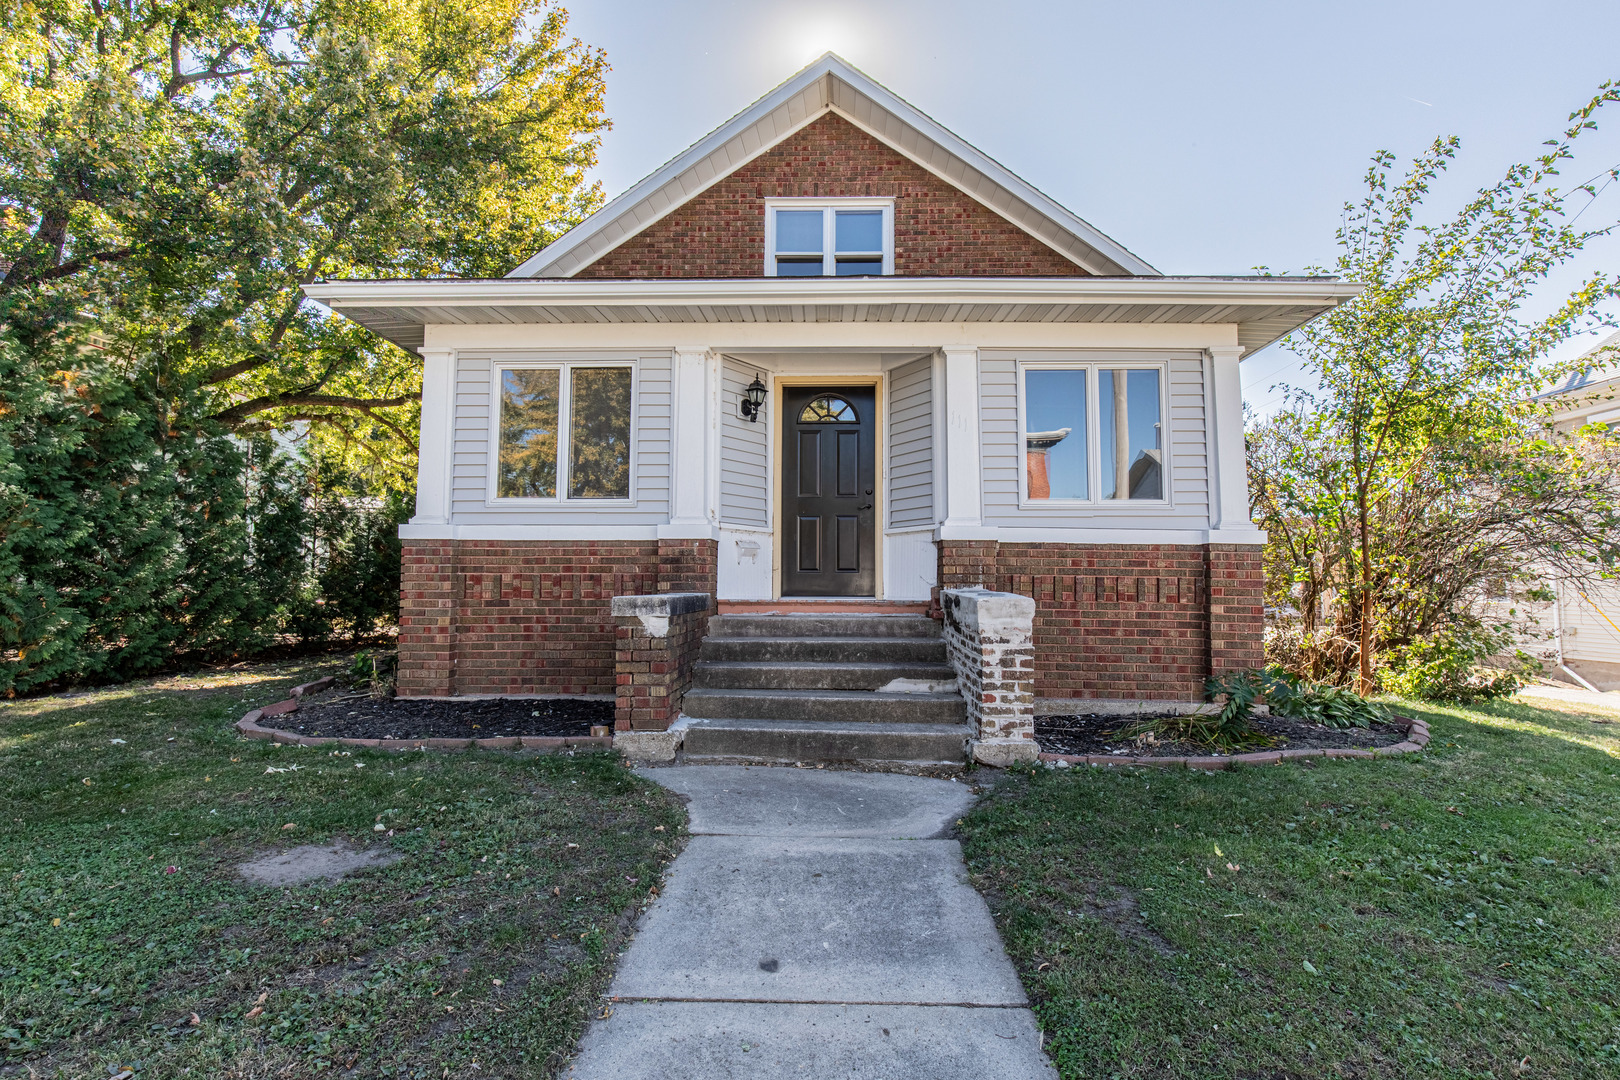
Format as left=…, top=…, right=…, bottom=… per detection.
left=937, top=541, right=1264, bottom=702
left=398, top=538, right=717, bottom=698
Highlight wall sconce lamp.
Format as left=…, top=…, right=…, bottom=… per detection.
left=739, top=373, right=767, bottom=423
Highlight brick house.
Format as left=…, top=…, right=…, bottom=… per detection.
left=307, top=54, right=1358, bottom=765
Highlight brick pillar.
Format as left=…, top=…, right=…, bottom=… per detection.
left=657, top=538, right=718, bottom=598
left=612, top=592, right=712, bottom=733
left=397, top=540, right=457, bottom=697
left=1207, top=544, right=1264, bottom=675
left=940, top=586, right=1039, bottom=767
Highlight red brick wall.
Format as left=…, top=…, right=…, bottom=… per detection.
left=575, top=113, right=1084, bottom=279
left=397, top=539, right=718, bottom=698
left=937, top=541, right=1264, bottom=702
left=615, top=604, right=710, bottom=732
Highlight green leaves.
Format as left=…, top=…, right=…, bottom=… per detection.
left=1251, top=83, right=1620, bottom=691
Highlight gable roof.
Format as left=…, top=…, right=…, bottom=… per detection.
left=508, top=53, right=1158, bottom=280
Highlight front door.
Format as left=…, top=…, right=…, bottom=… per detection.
left=780, top=385, right=877, bottom=597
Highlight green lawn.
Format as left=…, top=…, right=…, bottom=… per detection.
left=0, top=657, right=685, bottom=1079
left=961, top=694, right=1620, bottom=1079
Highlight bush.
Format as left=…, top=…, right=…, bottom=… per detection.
left=1379, top=627, right=1533, bottom=704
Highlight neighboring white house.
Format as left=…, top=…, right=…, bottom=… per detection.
left=1535, top=333, right=1620, bottom=690
left=305, top=53, right=1359, bottom=707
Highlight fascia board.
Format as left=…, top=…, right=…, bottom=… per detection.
left=506, top=53, right=1158, bottom=280
left=305, top=277, right=1360, bottom=310
left=507, top=67, right=837, bottom=280
left=819, top=58, right=1156, bottom=277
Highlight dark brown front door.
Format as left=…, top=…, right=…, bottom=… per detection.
left=780, top=385, right=876, bottom=597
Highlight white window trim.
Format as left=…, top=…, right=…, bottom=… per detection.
left=487, top=360, right=638, bottom=506
left=763, top=198, right=895, bottom=277
left=1015, top=359, right=1171, bottom=508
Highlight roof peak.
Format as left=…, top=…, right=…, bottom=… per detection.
left=507, top=53, right=1158, bottom=279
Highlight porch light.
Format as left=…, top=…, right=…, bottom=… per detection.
left=740, top=373, right=767, bottom=423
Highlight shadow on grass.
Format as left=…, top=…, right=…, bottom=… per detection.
left=961, top=695, right=1620, bottom=1080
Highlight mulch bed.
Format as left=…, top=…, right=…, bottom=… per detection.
left=1035, top=712, right=1408, bottom=759
left=270, top=689, right=612, bottom=740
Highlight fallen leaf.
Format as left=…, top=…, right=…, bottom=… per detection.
left=1303, top=960, right=1320, bottom=975
left=654, top=825, right=665, bottom=832
left=281, top=823, right=297, bottom=830
left=1214, top=843, right=1224, bottom=857
left=1226, top=863, right=1240, bottom=873
left=189, top=1012, right=201, bottom=1026
left=109, top=739, right=126, bottom=745
left=164, top=865, right=179, bottom=874
left=1446, top=806, right=1463, bottom=816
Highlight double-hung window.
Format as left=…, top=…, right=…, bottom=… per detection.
left=766, top=199, right=894, bottom=277
left=1018, top=362, right=1167, bottom=504
left=493, top=362, right=634, bottom=501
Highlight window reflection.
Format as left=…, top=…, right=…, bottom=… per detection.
left=497, top=369, right=560, bottom=498
left=1099, top=369, right=1162, bottom=500
left=1024, top=370, right=1087, bottom=500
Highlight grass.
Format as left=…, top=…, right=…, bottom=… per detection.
left=960, top=693, right=1620, bottom=1079
left=0, top=657, right=685, bottom=1079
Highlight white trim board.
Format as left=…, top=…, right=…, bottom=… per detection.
left=505, top=53, right=1157, bottom=279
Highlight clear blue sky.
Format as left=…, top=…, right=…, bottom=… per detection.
left=562, top=0, right=1620, bottom=412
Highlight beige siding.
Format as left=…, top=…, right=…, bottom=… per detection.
left=448, top=352, right=671, bottom=526
left=887, top=357, right=935, bottom=529
left=1563, top=579, right=1620, bottom=665
left=978, top=351, right=1211, bottom=530
left=720, top=358, right=770, bottom=528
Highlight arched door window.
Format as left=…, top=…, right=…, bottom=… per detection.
left=798, top=396, right=858, bottom=423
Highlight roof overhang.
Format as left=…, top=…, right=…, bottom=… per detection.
left=303, top=275, right=1361, bottom=356
left=506, top=53, right=1158, bottom=279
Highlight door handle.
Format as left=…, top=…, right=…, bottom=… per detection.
left=857, top=503, right=873, bottom=511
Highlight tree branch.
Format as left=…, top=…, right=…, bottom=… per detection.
left=212, top=392, right=419, bottom=427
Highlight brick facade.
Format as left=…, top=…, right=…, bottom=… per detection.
left=575, top=113, right=1084, bottom=280
left=398, top=539, right=717, bottom=698
left=937, top=541, right=1265, bottom=702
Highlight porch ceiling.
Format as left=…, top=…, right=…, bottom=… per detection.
left=303, top=275, right=1362, bottom=356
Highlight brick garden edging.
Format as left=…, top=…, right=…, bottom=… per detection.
left=234, top=677, right=614, bottom=752
left=1036, top=715, right=1430, bottom=771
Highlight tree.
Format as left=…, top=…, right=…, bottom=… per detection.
left=1251, top=84, right=1620, bottom=693
left=2, top=0, right=606, bottom=449
left=0, top=1, right=609, bottom=688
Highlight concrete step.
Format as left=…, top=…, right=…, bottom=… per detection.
left=699, top=636, right=947, bottom=664
left=682, top=687, right=967, bottom=725
left=706, top=614, right=941, bottom=640
left=693, top=660, right=958, bottom=692
left=680, top=718, right=970, bottom=766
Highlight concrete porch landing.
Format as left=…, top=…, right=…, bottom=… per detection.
left=565, top=765, right=1055, bottom=1079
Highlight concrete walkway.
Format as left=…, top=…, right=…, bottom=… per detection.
left=1516, top=683, right=1620, bottom=715
left=567, top=765, right=1055, bottom=1079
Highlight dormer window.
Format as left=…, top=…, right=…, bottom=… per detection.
left=766, top=199, right=894, bottom=277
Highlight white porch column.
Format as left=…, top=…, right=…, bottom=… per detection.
left=1206, top=345, right=1261, bottom=539
left=660, top=345, right=717, bottom=539
left=411, top=347, right=456, bottom=525
left=939, top=345, right=983, bottom=535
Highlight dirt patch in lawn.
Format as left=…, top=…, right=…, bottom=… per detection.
left=1034, top=712, right=1408, bottom=758
left=237, top=840, right=403, bottom=887
left=269, top=689, right=612, bottom=740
